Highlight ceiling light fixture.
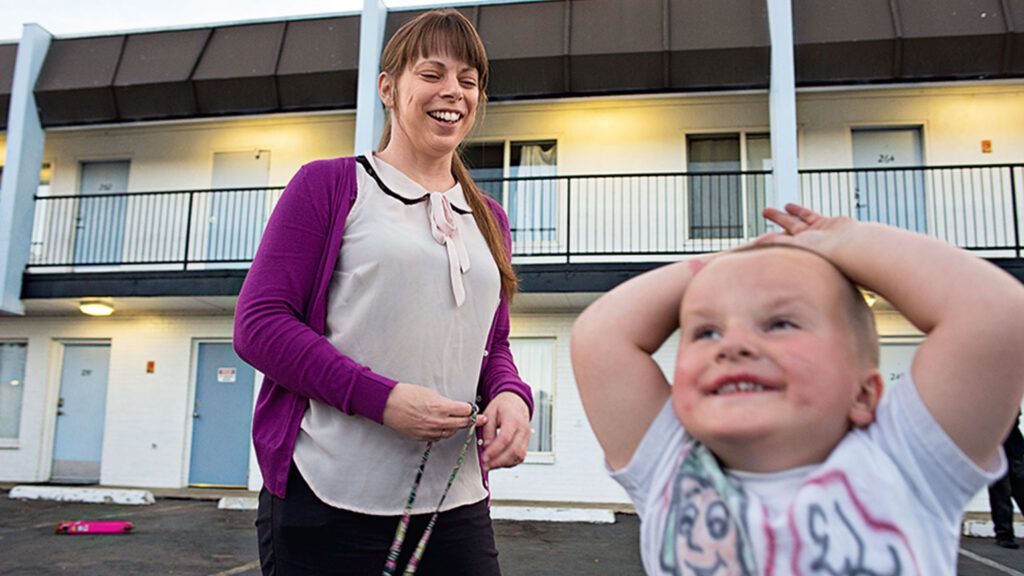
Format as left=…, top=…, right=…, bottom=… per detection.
left=862, top=291, right=879, bottom=308
left=79, top=301, right=114, bottom=317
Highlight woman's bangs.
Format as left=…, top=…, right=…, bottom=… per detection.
left=410, top=16, right=488, bottom=85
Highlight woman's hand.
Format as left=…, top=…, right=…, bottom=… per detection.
left=481, top=392, right=532, bottom=471
left=760, top=203, right=857, bottom=260
left=382, top=383, right=484, bottom=442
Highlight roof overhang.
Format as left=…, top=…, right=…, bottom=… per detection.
left=30, top=15, right=361, bottom=127
left=0, top=43, right=19, bottom=130
left=1, top=0, right=1018, bottom=129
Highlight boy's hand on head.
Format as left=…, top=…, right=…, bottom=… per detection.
left=757, top=202, right=1024, bottom=467
left=760, top=203, right=856, bottom=259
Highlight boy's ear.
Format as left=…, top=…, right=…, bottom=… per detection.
left=849, top=369, right=883, bottom=428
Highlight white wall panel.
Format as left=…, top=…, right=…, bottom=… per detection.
left=488, top=313, right=680, bottom=504
left=43, top=114, right=356, bottom=196
left=0, top=314, right=238, bottom=488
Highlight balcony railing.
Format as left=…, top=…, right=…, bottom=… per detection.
left=28, top=163, right=1024, bottom=272
left=30, top=186, right=286, bottom=271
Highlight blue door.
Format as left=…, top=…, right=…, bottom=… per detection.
left=189, top=343, right=255, bottom=487
left=52, top=344, right=110, bottom=484
left=74, top=161, right=129, bottom=264
left=852, top=128, right=927, bottom=233
left=206, top=151, right=270, bottom=263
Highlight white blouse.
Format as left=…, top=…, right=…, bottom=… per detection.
left=292, top=154, right=500, bottom=515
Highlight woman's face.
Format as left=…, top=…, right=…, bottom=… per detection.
left=379, top=52, right=481, bottom=162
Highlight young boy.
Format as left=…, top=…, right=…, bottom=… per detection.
left=571, top=204, right=1024, bottom=575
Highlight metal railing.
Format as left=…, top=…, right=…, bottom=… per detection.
left=800, top=164, right=1023, bottom=255
left=30, top=186, right=285, bottom=270
left=27, top=164, right=1024, bottom=271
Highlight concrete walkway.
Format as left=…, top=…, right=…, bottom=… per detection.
left=3, top=485, right=1023, bottom=575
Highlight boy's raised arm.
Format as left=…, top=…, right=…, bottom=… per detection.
left=572, top=260, right=702, bottom=470
left=764, top=204, right=1024, bottom=467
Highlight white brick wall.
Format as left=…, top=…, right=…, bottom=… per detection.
left=488, top=312, right=680, bottom=504
left=0, top=313, right=245, bottom=488
left=0, top=303, right=1016, bottom=510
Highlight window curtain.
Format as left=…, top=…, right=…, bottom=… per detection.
left=687, top=136, right=742, bottom=240
left=510, top=144, right=557, bottom=246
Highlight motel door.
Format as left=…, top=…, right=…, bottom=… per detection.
left=189, top=342, right=255, bottom=487
left=852, top=128, right=927, bottom=232
left=878, top=340, right=919, bottom=403
left=206, top=151, right=270, bottom=263
left=74, top=161, right=129, bottom=264
left=52, top=344, right=111, bottom=484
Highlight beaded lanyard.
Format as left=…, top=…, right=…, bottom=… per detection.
left=382, top=405, right=479, bottom=576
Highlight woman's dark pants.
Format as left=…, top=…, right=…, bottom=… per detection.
left=257, top=464, right=501, bottom=575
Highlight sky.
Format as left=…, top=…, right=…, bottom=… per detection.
left=0, top=0, right=490, bottom=42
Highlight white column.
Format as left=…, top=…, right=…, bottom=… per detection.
left=766, top=0, right=800, bottom=208
left=354, top=0, right=388, bottom=154
left=0, top=24, right=52, bottom=315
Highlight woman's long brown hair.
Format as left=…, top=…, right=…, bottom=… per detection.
left=377, top=9, right=518, bottom=301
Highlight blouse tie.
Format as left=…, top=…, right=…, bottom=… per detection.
left=428, top=191, right=471, bottom=307
left=354, top=155, right=473, bottom=308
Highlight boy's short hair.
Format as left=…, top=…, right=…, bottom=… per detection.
left=715, top=244, right=880, bottom=368
left=839, top=266, right=880, bottom=368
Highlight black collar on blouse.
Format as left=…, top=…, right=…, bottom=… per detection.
left=356, top=155, right=471, bottom=215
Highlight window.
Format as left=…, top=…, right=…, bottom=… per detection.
left=25, top=164, right=52, bottom=264
left=0, top=162, right=52, bottom=191
left=462, top=140, right=558, bottom=244
left=509, top=337, right=555, bottom=453
left=461, top=142, right=505, bottom=202
left=0, top=342, right=27, bottom=440
left=686, top=133, right=770, bottom=239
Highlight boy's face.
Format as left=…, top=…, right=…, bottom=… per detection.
left=674, top=248, right=878, bottom=472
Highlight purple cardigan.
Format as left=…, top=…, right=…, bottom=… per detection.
left=233, top=156, right=533, bottom=498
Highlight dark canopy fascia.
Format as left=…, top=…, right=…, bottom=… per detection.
left=32, top=15, right=361, bottom=127
left=0, top=43, right=17, bottom=130
left=21, top=0, right=1024, bottom=128
left=390, top=0, right=1022, bottom=100
left=113, top=29, right=211, bottom=121
left=34, top=35, right=125, bottom=126
left=795, top=0, right=1024, bottom=84
left=389, top=0, right=770, bottom=99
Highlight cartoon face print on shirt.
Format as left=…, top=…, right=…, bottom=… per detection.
left=662, top=444, right=757, bottom=576
left=790, top=470, right=918, bottom=576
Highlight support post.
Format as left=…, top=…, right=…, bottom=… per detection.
left=354, top=0, right=388, bottom=154
left=0, top=24, right=52, bottom=315
left=766, top=0, right=800, bottom=208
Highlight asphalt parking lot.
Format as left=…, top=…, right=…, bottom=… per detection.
left=0, top=492, right=1021, bottom=575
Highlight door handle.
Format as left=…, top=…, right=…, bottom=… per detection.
left=57, top=410, right=65, bottom=416
left=193, top=412, right=200, bottom=418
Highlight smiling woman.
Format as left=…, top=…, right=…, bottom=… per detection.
left=233, top=8, right=534, bottom=576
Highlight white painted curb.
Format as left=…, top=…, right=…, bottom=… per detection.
left=218, top=496, right=258, bottom=510
left=9, top=485, right=154, bottom=505
left=490, top=506, right=616, bottom=523
left=212, top=497, right=617, bottom=522
left=962, top=520, right=1024, bottom=538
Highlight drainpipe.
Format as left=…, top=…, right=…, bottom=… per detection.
left=354, top=0, right=388, bottom=154
left=0, top=24, right=52, bottom=316
left=766, top=0, right=800, bottom=208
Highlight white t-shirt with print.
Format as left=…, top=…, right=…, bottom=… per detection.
left=611, top=378, right=1005, bottom=576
